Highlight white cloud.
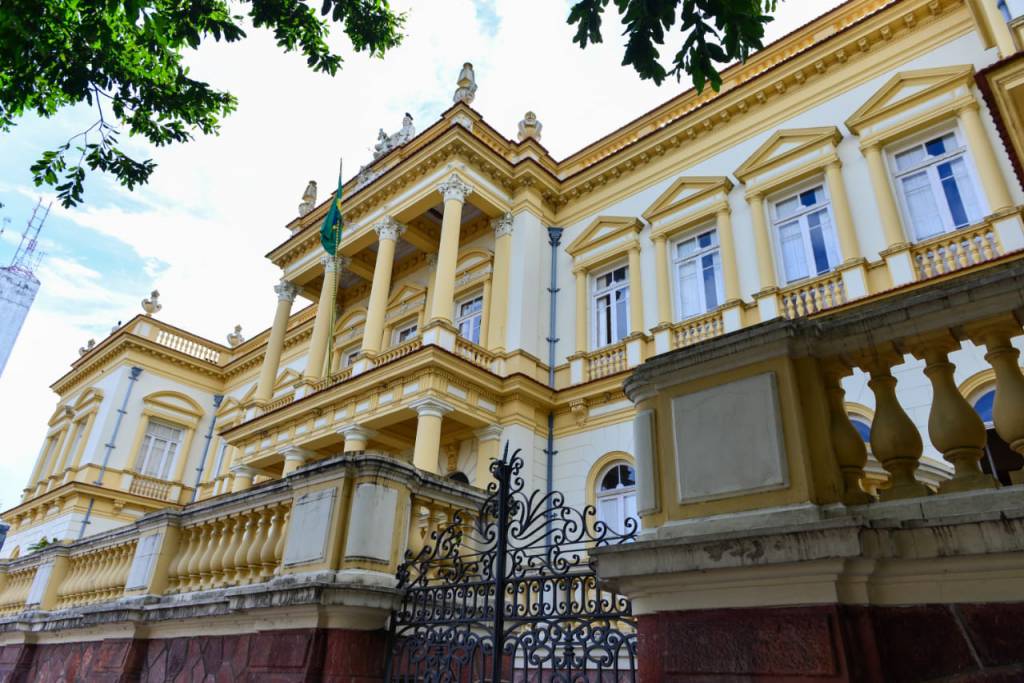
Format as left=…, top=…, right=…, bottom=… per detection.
left=0, top=0, right=842, bottom=514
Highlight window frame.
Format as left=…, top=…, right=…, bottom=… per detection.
left=887, top=124, right=986, bottom=242
left=671, top=224, right=724, bottom=320
left=392, top=319, right=419, bottom=346
left=594, top=461, right=638, bottom=536
left=591, top=263, right=631, bottom=349
left=769, top=178, right=842, bottom=285
left=136, top=418, right=185, bottom=480
left=454, top=292, right=484, bottom=345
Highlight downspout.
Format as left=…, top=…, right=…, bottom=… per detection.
left=81, top=365, right=142, bottom=539
left=191, top=394, right=224, bottom=502
left=544, top=227, right=563, bottom=542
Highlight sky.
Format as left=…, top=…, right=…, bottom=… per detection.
left=0, top=0, right=842, bottom=512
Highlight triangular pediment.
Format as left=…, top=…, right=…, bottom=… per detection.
left=735, top=127, right=842, bottom=182
left=642, top=177, right=733, bottom=223
left=456, top=248, right=493, bottom=273
left=566, top=216, right=642, bottom=258
left=273, top=368, right=301, bottom=392
left=387, top=283, right=426, bottom=307
left=846, top=66, right=975, bottom=133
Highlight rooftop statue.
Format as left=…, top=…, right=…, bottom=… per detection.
left=227, top=324, right=245, bottom=347
left=453, top=62, right=477, bottom=105
left=141, top=290, right=162, bottom=316
left=78, top=339, right=95, bottom=356
left=518, top=111, right=543, bottom=142
left=372, top=113, right=416, bottom=159
left=297, top=180, right=317, bottom=217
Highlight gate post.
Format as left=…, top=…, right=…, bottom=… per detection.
left=490, top=446, right=511, bottom=682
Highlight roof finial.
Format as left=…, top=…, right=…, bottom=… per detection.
left=453, top=63, right=477, bottom=105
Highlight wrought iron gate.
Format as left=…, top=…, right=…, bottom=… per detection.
left=384, top=444, right=638, bottom=682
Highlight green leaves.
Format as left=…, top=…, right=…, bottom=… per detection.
left=568, top=0, right=776, bottom=91
left=1, top=0, right=405, bottom=207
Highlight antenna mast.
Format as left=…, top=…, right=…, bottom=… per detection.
left=9, top=197, right=50, bottom=276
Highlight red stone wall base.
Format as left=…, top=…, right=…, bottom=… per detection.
left=639, top=603, right=1024, bottom=683
left=0, top=627, right=387, bottom=683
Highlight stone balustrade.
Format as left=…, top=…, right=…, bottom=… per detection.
left=0, top=453, right=483, bottom=634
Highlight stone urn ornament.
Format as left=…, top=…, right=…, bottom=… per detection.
left=142, top=290, right=162, bottom=316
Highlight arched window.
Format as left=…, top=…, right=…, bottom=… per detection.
left=971, top=387, right=1023, bottom=486
left=973, top=389, right=995, bottom=425
left=595, top=463, right=637, bottom=535
left=848, top=415, right=872, bottom=443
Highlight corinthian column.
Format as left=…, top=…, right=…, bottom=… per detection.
left=362, top=218, right=405, bottom=354
left=304, top=255, right=347, bottom=381
left=485, top=213, right=513, bottom=352
left=255, top=281, right=298, bottom=403
left=429, top=175, right=473, bottom=324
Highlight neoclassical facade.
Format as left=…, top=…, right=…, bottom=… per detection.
left=2, top=1, right=1024, bottom=676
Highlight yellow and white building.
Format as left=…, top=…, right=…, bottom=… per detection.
left=6, top=0, right=1024, bottom=558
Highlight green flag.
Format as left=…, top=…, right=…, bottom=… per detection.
left=320, top=161, right=343, bottom=255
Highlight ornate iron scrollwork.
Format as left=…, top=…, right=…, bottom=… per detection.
left=386, top=443, right=638, bottom=682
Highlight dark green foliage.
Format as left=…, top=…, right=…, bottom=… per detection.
left=0, top=0, right=404, bottom=207
left=568, top=0, right=777, bottom=91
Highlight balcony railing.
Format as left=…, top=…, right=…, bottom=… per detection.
left=587, top=341, right=629, bottom=381
left=375, top=337, right=423, bottom=365
left=454, top=338, right=496, bottom=370
left=0, top=453, right=484, bottom=620
left=780, top=272, right=846, bottom=318
left=912, top=223, right=1002, bottom=280
left=671, top=310, right=724, bottom=349
left=127, top=471, right=178, bottom=502
left=154, top=329, right=222, bottom=363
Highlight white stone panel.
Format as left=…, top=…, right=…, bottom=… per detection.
left=125, top=530, right=163, bottom=591
left=672, top=372, right=788, bottom=502
left=283, top=487, right=337, bottom=566
left=344, top=483, right=397, bottom=562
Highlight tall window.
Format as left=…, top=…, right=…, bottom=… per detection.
left=340, top=346, right=360, bottom=368
left=675, top=228, right=723, bottom=318
left=136, top=420, right=183, bottom=479
left=593, top=265, right=629, bottom=348
left=596, top=462, right=637, bottom=535
left=892, top=129, right=983, bottom=241
left=393, top=321, right=418, bottom=345
left=772, top=184, right=841, bottom=283
left=64, top=420, right=87, bottom=468
left=456, top=294, right=483, bottom=344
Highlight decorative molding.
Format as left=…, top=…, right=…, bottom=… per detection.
left=374, top=217, right=406, bottom=242
left=491, top=213, right=514, bottom=237
left=438, top=175, right=474, bottom=203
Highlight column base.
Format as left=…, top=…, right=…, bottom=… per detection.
left=881, top=242, right=915, bottom=287
left=421, top=319, right=458, bottom=351
left=753, top=287, right=781, bottom=322
left=837, top=258, right=869, bottom=301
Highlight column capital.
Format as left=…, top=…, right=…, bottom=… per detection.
left=438, top=174, right=474, bottom=203
left=337, top=423, right=378, bottom=441
left=274, top=280, right=299, bottom=302
left=229, top=464, right=260, bottom=478
left=321, top=254, right=351, bottom=272
left=474, top=425, right=503, bottom=442
left=426, top=252, right=439, bottom=269
left=410, top=396, right=455, bottom=418
left=374, top=216, right=406, bottom=242
left=491, top=212, right=514, bottom=238
left=278, top=446, right=315, bottom=462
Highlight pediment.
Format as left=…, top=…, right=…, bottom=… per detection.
left=387, top=283, right=426, bottom=307
left=735, top=127, right=842, bottom=182
left=642, top=177, right=733, bottom=224
left=456, top=249, right=493, bottom=273
left=216, top=396, right=242, bottom=418
left=846, top=66, right=975, bottom=134
left=143, top=390, right=204, bottom=418
left=566, top=216, right=642, bottom=258
left=273, top=368, right=302, bottom=392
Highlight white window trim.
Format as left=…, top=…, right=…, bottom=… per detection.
left=671, top=224, right=724, bottom=321
left=886, top=123, right=987, bottom=242
left=769, top=178, right=840, bottom=284
left=136, top=419, right=184, bottom=480
left=591, top=263, right=630, bottom=349
left=454, top=292, right=484, bottom=345
left=392, top=319, right=419, bottom=346
left=340, top=345, right=361, bottom=368
left=595, top=462, right=638, bottom=535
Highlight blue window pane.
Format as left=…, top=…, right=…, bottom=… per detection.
left=808, top=217, right=830, bottom=273
left=925, top=137, right=946, bottom=156
left=799, top=189, right=818, bottom=207
left=974, top=390, right=995, bottom=423
left=702, top=255, right=718, bottom=310
left=937, top=162, right=969, bottom=226
left=851, top=419, right=871, bottom=442
left=698, top=232, right=711, bottom=248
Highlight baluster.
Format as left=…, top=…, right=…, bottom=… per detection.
left=167, top=527, right=192, bottom=592
left=970, top=320, right=1024, bottom=462
left=811, top=286, right=824, bottom=313
left=258, top=506, right=282, bottom=579
left=967, top=235, right=983, bottom=265
left=858, top=349, right=930, bottom=500
left=207, top=518, right=230, bottom=586
left=245, top=510, right=267, bottom=583
left=231, top=512, right=255, bottom=585
left=822, top=361, right=872, bottom=504
left=91, top=550, right=113, bottom=602
left=186, top=524, right=211, bottom=591
left=218, top=516, right=245, bottom=587
left=273, top=508, right=289, bottom=574
left=196, top=521, right=220, bottom=589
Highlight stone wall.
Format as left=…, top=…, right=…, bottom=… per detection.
left=0, top=627, right=386, bottom=682
left=638, top=604, right=1024, bottom=683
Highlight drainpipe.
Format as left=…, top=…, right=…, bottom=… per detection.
left=191, top=394, right=224, bottom=502
left=81, top=365, right=142, bottom=540
left=544, top=227, right=563, bottom=542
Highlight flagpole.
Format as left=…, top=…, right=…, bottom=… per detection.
left=325, top=157, right=343, bottom=378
